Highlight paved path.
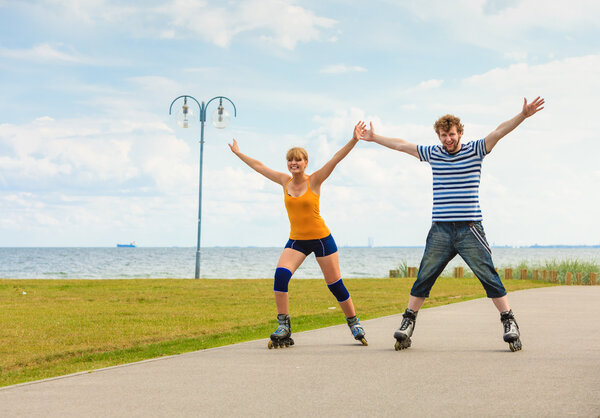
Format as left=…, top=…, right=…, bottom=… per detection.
left=1, top=286, right=599, bottom=417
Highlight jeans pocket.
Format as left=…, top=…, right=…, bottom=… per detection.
left=426, top=222, right=436, bottom=239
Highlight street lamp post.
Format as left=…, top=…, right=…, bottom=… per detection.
left=169, top=95, right=237, bottom=279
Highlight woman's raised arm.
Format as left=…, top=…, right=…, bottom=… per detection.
left=229, top=139, right=290, bottom=186
left=310, top=121, right=366, bottom=189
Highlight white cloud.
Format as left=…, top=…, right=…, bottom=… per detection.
left=0, top=43, right=83, bottom=63
left=407, top=0, right=600, bottom=30
left=461, top=55, right=600, bottom=126
left=403, top=0, right=600, bottom=53
left=182, top=66, right=222, bottom=74
left=320, top=64, right=368, bottom=74
left=0, top=114, right=194, bottom=194
left=416, top=79, right=443, bottom=89
left=3, top=51, right=600, bottom=246
left=311, top=108, right=366, bottom=142
left=163, top=0, right=339, bottom=49
left=234, top=85, right=351, bottom=115
left=318, top=54, right=600, bottom=246
left=245, top=0, right=337, bottom=50
left=0, top=108, right=205, bottom=246
left=503, top=51, right=528, bottom=61
left=24, top=0, right=337, bottom=50
left=35, top=116, right=55, bottom=123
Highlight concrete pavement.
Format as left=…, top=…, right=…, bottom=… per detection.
left=1, top=286, right=599, bottom=417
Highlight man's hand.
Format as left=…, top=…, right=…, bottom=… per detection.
left=360, top=122, right=376, bottom=141
left=522, top=96, right=545, bottom=118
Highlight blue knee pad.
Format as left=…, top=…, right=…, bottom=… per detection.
left=274, top=267, right=292, bottom=292
left=327, top=278, right=350, bottom=302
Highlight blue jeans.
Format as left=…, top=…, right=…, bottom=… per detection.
left=411, top=221, right=507, bottom=299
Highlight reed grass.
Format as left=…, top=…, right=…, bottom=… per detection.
left=396, top=260, right=409, bottom=277
left=499, top=259, right=599, bottom=284
left=396, top=258, right=599, bottom=284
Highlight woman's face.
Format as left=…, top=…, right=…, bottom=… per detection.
left=287, top=157, right=307, bottom=174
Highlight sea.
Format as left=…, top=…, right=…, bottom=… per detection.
left=1, top=247, right=599, bottom=279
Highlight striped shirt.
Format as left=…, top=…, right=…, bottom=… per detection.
left=418, top=138, right=487, bottom=222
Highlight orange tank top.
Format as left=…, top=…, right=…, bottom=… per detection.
left=284, top=178, right=331, bottom=240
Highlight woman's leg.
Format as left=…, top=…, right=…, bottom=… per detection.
left=316, top=252, right=356, bottom=318
left=274, top=248, right=306, bottom=314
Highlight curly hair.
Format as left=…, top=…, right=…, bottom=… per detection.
left=433, top=114, right=464, bottom=135
left=286, top=147, right=308, bottom=162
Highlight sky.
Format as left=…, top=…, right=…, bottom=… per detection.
left=0, top=0, right=599, bottom=248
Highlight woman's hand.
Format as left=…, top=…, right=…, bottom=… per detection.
left=228, top=139, right=240, bottom=154
left=353, top=121, right=367, bottom=141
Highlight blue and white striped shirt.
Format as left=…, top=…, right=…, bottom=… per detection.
left=418, top=139, right=487, bottom=222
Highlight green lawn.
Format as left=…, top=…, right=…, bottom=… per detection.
left=0, top=277, right=552, bottom=387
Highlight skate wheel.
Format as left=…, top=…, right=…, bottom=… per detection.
left=268, top=340, right=273, bottom=349
left=394, top=338, right=411, bottom=351
left=360, top=338, right=368, bottom=346
left=284, top=341, right=290, bottom=347
left=509, top=339, right=522, bottom=352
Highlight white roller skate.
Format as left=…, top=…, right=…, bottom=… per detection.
left=394, top=308, right=417, bottom=351
left=268, top=314, right=294, bottom=349
left=346, top=316, right=368, bottom=346
left=500, top=310, right=522, bottom=352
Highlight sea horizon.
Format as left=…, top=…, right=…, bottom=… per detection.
left=1, top=246, right=599, bottom=280
left=2, top=244, right=600, bottom=249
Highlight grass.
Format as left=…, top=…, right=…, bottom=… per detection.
left=0, top=277, right=552, bottom=387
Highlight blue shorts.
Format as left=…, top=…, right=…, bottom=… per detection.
left=285, top=234, right=338, bottom=257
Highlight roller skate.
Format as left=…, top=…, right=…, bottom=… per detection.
left=394, top=308, right=417, bottom=351
left=268, top=314, right=294, bottom=349
left=346, top=316, right=368, bottom=346
left=500, top=310, right=522, bottom=352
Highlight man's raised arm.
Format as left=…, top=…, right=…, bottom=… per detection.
left=484, top=96, right=545, bottom=153
left=360, top=122, right=419, bottom=159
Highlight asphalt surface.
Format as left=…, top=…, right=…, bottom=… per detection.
left=1, top=286, right=599, bottom=417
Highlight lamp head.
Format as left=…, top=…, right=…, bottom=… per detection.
left=176, top=97, right=194, bottom=128
left=211, top=98, right=231, bottom=129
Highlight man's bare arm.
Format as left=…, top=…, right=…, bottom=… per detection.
left=360, top=122, right=419, bottom=159
left=485, top=97, right=545, bottom=153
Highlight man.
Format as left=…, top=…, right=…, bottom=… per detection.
left=361, top=97, right=544, bottom=351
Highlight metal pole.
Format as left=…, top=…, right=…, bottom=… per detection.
left=169, top=95, right=235, bottom=279
left=195, top=103, right=206, bottom=279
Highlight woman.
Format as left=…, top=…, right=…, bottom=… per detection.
left=229, top=122, right=368, bottom=348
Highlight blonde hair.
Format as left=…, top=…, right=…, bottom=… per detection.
left=286, top=147, right=308, bottom=162
left=433, top=114, right=464, bottom=135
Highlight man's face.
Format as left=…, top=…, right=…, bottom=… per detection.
left=438, top=125, right=462, bottom=154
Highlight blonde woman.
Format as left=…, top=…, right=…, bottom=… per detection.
left=229, top=122, right=368, bottom=348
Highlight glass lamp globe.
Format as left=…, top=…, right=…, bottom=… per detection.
left=176, top=103, right=195, bottom=128
left=211, top=104, right=231, bottom=129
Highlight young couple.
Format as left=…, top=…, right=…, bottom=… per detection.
left=229, top=97, right=544, bottom=351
